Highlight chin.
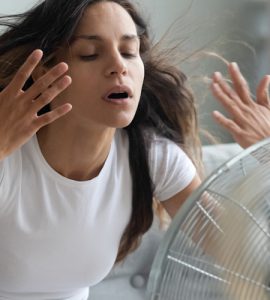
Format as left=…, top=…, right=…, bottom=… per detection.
left=113, top=119, right=133, bottom=129
left=108, top=114, right=136, bottom=129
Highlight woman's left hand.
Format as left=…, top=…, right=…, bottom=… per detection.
left=210, top=62, right=270, bottom=148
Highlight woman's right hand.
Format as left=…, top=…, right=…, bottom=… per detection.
left=0, top=49, right=72, bottom=161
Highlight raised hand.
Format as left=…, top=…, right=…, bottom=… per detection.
left=0, top=49, right=72, bottom=161
left=210, top=62, right=270, bottom=148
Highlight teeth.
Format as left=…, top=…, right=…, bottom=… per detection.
left=109, top=92, right=128, bottom=99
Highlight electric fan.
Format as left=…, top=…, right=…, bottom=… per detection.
left=147, top=138, right=270, bottom=300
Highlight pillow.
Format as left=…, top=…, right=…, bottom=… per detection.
left=203, top=143, right=242, bottom=176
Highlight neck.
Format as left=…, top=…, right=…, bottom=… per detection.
left=36, top=122, right=116, bottom=181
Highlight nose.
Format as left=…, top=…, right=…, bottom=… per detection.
left=105, top=52, right=127, bottom=77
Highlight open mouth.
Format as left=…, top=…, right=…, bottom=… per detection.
left=104, top=85, right=133, bottom=103
left=108, top=92, right=129, bottom=100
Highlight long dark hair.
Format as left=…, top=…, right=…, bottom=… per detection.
left=0, top=0, right=202, bottom=262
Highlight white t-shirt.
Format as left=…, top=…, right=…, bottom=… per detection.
left=0, top=129, right=196, bottom=300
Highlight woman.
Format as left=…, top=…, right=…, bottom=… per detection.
left=0, top=0, right=201, bottom=299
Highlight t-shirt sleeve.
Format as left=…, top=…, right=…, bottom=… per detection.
left=149, top=137, right=196, bottom=201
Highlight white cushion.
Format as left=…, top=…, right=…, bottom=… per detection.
left=203, top=143, right=242, bottom=175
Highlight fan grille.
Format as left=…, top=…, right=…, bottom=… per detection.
left=148, top=139, right=270, bottom=300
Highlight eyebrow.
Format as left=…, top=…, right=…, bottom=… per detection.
left=74, top=34, right=140, bottom=42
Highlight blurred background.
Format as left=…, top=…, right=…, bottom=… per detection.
left=1, top=0, right=270, bottom=144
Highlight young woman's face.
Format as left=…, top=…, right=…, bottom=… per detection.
left=55, top=1, right=145, bottom=129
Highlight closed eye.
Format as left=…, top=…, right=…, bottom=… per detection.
left=122, top=53, right=137, bottom=59
left=80, top=53, right=137, bottom=61
left=80, top=54, right=98, bottom=61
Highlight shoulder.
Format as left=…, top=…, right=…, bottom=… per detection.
left=0, top=139, right=27, bottom=207
left=148, top=134, right=196, bottom=201
left=0, top=135, right=36, bottom=184
left=148, top=134, right=193, bottom=171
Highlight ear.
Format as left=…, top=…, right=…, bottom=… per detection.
left=31, top=63, right=48, bottom=82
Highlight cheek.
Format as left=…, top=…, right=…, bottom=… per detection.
left=134, top=61, right=145, bottom=91
left=68, top=68, right=98, bottom=92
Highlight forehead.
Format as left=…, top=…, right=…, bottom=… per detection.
left=75, top=1, right=138, bottom=36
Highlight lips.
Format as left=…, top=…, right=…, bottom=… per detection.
left=103, top=85, right=133, bottom=101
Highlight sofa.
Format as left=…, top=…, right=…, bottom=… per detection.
left=89, top=143, right=243, bottom=300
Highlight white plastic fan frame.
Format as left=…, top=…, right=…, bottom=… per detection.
left=147, top=138, right=270, bottom=300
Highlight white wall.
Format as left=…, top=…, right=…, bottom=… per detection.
left=0, top=0, right=37, bottom=14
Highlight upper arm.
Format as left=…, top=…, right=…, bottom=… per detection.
left=160, top=174, right=201, bottom=218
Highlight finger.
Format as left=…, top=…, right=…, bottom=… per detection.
left=256, top=75, right=270, bottom=107
left=212, top=110, right=242, bottom=135
left=211, top=82, right=242, bottom=118
left=228, top=62, right=252, bottom=104
left=26, top=62, right=69, bottom=100
left=34, top=103, right=72, bottom=129
left=32, top=75, right=72, bottom=112
left=8, top=49, right=43, bottom=93
left=213, top=72, right=239, bottom=102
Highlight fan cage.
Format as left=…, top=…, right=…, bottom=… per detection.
left=147, top=138, right=270, bottom=300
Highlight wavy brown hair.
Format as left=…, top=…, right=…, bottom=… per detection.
left=0, top=0, right=202, bottom=262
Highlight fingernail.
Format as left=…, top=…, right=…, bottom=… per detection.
left=59, top=62, right=69, bottom=71
left=32, top=49, right=43, bottom=59
left=213, top=110, right=222, bottom=118
left=214, top=72, right=222, bottom=80
left=231, top=62, right=239, bottom=71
